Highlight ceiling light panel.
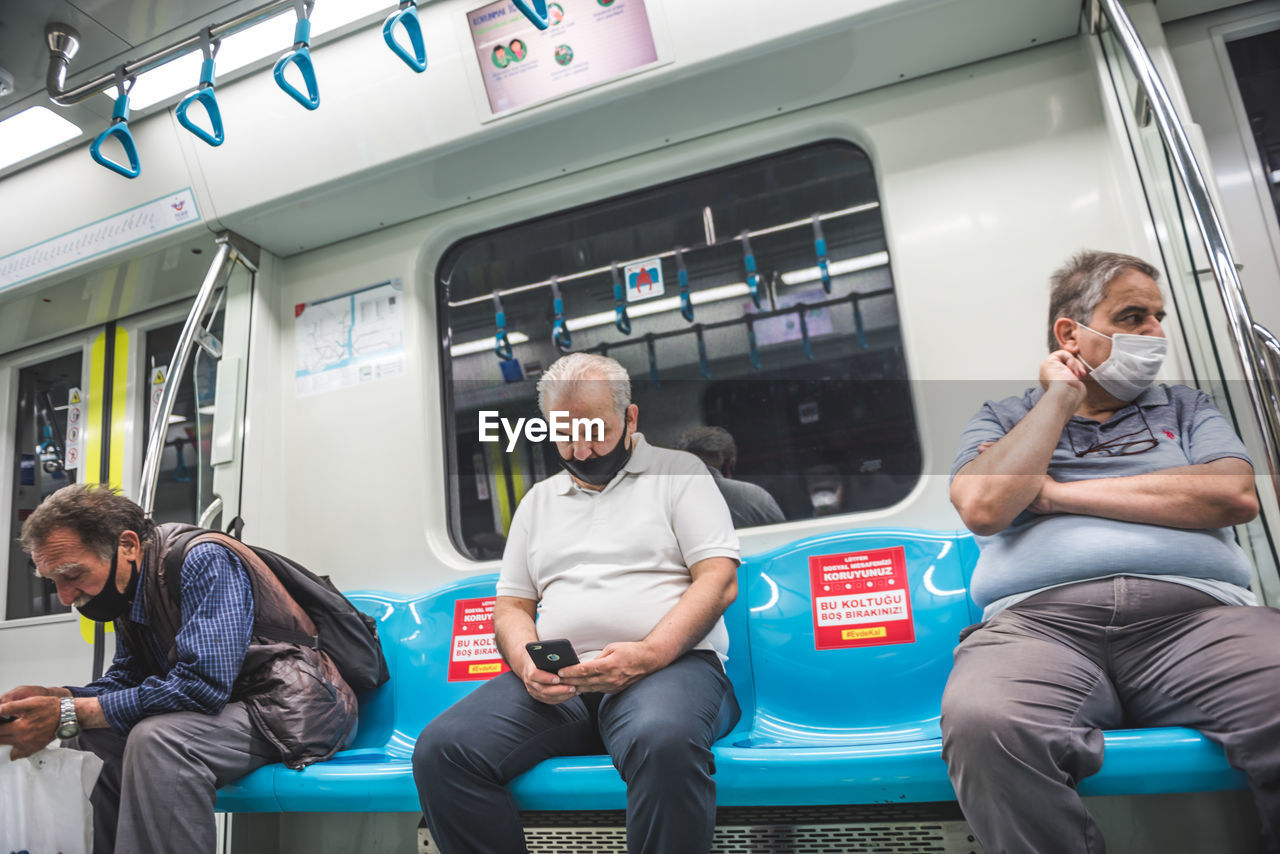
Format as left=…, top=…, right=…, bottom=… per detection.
left=0, top=107, right=82, bottom=170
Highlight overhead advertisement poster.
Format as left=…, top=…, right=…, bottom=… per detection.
left=295, top=279, right=405, bottom=396
left=467, top=0, right=660, bottom=115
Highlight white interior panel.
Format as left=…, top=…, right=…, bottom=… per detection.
left=233, top=36, right=1165, bottom=594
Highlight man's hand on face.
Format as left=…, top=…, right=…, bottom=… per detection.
left=558, top=642, right=662, bottom=694
left=519, top=662, right=579, bottom=706
left=0, top=695, right=59, bottom=759
left=1040, top=350, right=1088, bottom=402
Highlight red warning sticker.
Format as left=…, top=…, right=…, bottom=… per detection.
left=448, top=597, right=510, bottom=682
left=810, top=546, right=915, bottom=650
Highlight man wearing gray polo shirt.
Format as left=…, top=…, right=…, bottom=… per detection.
left=414, top=353, right=741, bottom=854
left=942, top=250, right=1280, bottom=854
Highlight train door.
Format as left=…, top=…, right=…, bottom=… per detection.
left=0, top=241, right=255, bottom=688
left=1093, top=0, right=1280, bottom=611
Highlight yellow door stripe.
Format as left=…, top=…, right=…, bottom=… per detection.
left=108, top=328, right=129, bottom=490
left=80, top=325, right=129, bottom=644
left=84, top=333, right=107, bottom=486
left=488, top=441, right=512, bottom=534
left=510, top=440, right=528, bottom=505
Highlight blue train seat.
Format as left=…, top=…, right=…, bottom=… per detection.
left=215, top=528, right=1247, bottom=814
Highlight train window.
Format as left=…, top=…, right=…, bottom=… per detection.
left=143, top=319, right=223, bottom=528
left=437, top=140, right=921, bottom=559
left=1225, top=29, right=1280, bottom=228
left=6, top=352, right=80, bottom=619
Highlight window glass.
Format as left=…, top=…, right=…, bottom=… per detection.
left=144, top=317, right=223, bottom=528
left=7, top=352, right=81, bottom=619
left=1225, top=29, right=1280, bottom=228
left=438, top=141, right=920, bottom=558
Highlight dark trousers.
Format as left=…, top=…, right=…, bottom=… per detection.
left=413, top=650, right=740, bottom=854
left=940, top=576, right=1280, bottom=854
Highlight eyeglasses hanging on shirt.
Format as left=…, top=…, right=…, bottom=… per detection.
left=1066, top=406, right=1159, bottom=457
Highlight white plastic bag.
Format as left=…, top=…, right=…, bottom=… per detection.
left=0, top=744, right=103, bottom=854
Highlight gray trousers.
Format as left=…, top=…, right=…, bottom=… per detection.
left=67, top=701, right=277, bottom=854
left=413, top=650, right=740, bottom=854
left=940, top=576, right=1280, bottom=854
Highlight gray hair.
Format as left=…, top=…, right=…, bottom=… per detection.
left=20, top=483, right=155, bottom=561
left=675, top=426, right=736, bottom=471
left=1046, top=250, right=1161, bottom=351
left=536, top=352, right=631, bottom=416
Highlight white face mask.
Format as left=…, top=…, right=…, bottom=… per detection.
left=1076, top=323, right=1168, bottom=401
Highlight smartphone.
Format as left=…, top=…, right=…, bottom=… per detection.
left=525, top=638, right=580, bottom=673
left=0, top=714, right=15, bottom=724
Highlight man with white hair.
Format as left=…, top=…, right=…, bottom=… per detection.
left=414, top=352, right=741, bottom=854
left=943, top=250, right=1280, bottom=853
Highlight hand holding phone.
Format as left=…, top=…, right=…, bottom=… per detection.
left=525, top=638, right=580, bottom=674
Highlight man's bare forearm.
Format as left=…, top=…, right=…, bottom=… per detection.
left=640, top=557, right=737, bottom=668
left=1040, top=459, right=1258, bottom=529
left=952, top=385, right=1080, bottom=535
left=493, top=596, right=539, bottom=669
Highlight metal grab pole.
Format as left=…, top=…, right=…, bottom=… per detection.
left=1095, top=0, right=1280, bottom=496
left=137, top=234, right=257, bottom=514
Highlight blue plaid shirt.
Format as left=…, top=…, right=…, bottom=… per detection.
left=69, top=543, right=255, bottom=733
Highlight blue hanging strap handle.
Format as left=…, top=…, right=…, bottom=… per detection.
left=675, top=247, right=694, bottom=323
left=812, top=213, right=831, bottom=294
left=852, top=292, right=868, bottom=349
left=550, top=276, right=572, bottom=352
left=694, top=324, right=711, bottom=379
left=797, top=303, right=814, bottom=360
left=645, top=333, right=660, bottom=387
left=274, top=0, right=320, bottom=110
left=90, top=69, right=140, bottom=179
left=739, top=231, right=763, bottom=309
left=176, top=28, right=225, bottom=146
left=492, top=291, right=514, bottom=361
left=745, top=315, right=761, bottom=370
left=384, top=0, right=427, bottom=73
left=511, top=0, right=552, bottom=29
left=610, top=263, right=632, bottom=335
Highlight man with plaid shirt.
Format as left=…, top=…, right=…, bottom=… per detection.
left=0, top=484, right=355, bottom=854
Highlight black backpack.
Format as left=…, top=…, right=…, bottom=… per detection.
left=161, top=520, right=390, bottom=693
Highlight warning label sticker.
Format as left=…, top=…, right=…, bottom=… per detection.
left=448, top=597, right=510, bottom=682
left=810, top=546, right=915, bottom=650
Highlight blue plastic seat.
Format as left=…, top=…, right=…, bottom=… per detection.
left=216, top=528, right=1247, bottom=814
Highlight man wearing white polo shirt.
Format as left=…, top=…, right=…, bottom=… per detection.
left=413, top=352, right=741, bottom=854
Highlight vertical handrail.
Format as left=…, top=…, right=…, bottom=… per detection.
left=1256, top=323, right=1280, bottom=412
left=137, top=233, right=259, bottom=515
left=1095, top=0, right=1280, bottom=500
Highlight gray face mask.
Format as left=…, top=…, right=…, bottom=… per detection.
left=1076, top=323, right=1168, bottom=401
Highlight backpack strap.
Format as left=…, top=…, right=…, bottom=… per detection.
left=168, top=529, right=322, bottom=651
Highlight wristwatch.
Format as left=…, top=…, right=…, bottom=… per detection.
left=56, top=697, right=80, bottom=740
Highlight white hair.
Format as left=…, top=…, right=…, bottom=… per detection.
left=536, top=353, right=631, bottom=416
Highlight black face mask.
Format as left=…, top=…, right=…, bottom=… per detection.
left=556, top=429, right=632, bottom=487
left=76, top=551, right=139, bottom=623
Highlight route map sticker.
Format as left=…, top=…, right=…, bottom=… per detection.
left=448, top=597, right=510, bottom=682
left=810, top=546, right=915, bottom=650
left=294, top=279, right=406, bottom=396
